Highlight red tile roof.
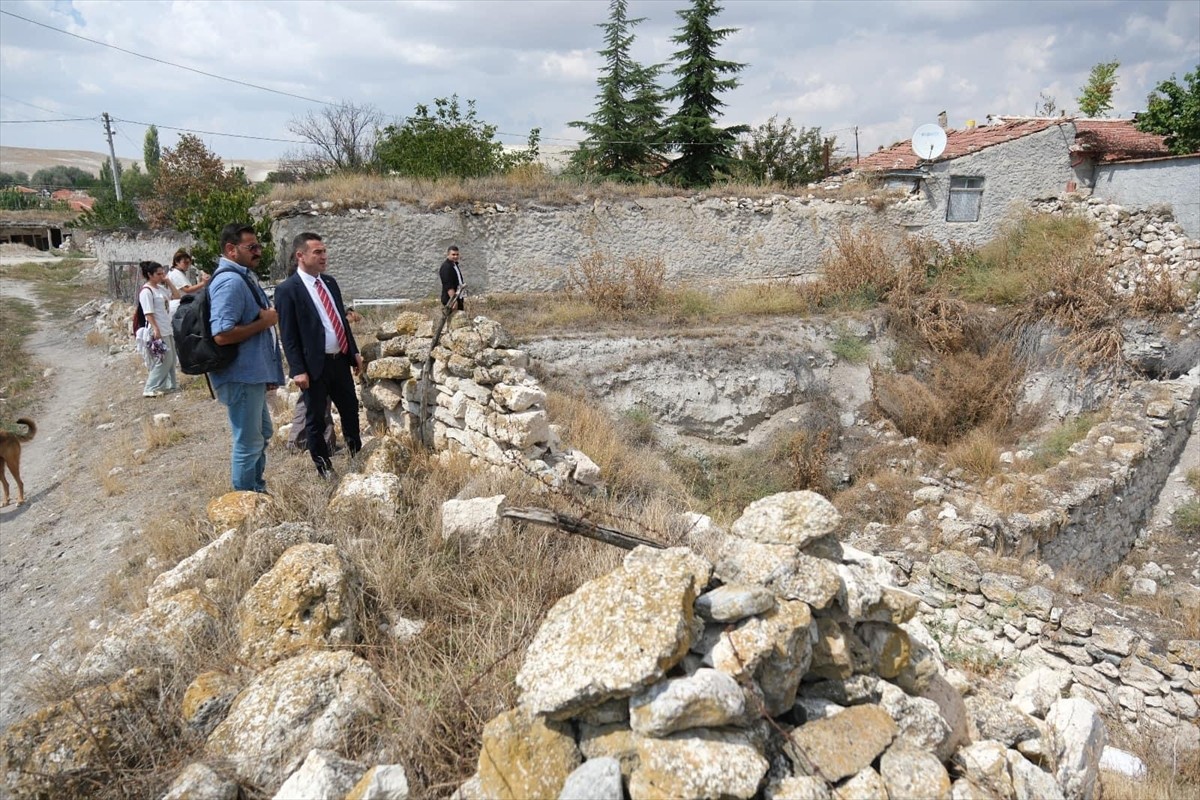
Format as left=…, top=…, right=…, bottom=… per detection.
left=856, top=119, right=1060, bottom=172
left=1072, top=119, right=1173, bottom=163
left=857, top=117, right=1178, bottom=173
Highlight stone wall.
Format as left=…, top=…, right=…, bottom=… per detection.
left=895, top=377, right=1199, bottom=582
left=908, top=549, right=1199, bottom=753
left=263, top=196, right=883, bottom=301
left=83, top=230, right=196, bottom=269
left=1094, top=156, right=1200, bottom=239
left=358, top=311, right=600, bottom=488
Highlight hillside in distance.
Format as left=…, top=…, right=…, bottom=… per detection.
left=0, top=146, right=278, bottom=183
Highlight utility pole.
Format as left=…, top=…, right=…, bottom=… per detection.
left=102, top=112, right=123, bottom=202
left=854, top=126, right=860, bottom=164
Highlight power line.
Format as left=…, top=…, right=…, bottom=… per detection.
left=0, top=9, right=336, bottom=107
left=0, top=93, right=87, bottom=118
left=0, top=117, right=97, bottom=124
left=111, top=116, right=304, bottom=144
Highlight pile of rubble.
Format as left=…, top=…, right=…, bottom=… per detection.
left=454, top=492, right=1109, bottom=800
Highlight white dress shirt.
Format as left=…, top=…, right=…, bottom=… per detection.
left=297, top=270, right=342, bottom=355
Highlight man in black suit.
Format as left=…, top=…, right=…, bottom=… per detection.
left=438, top=245, right=465, bottom=310
left=275, top=232, right=362, bottom=477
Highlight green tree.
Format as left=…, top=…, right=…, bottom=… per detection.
left=144, top=125, right=161, bottom=176
left=1077, top=60, right=1119, bottom=117
left=1136, top=66, right=1200, bottom=154
left=0, top=171, right=30, bottom=187
left=376, top=96, right=539, bottom=179
left=81, top=158, right=146, bottom=229
left=734, top=117, right=833, bottom=187
left=146, top=134, right=244, bottom=228
left=662, top=0, right=748, bottom=186
left=30, top=166, right=98, bottom=189
left=175, top=180, right=274, bottom=277
left=569, top=0, right=666, bottom=181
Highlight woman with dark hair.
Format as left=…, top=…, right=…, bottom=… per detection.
left=166, top=248, right=209, bottom=317
left=136, top=260, right=178, bottom=397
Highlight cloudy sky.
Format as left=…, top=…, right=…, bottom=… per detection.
left=1, top=0, right=1197, bottom=169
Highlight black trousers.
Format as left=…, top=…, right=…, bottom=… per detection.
left=304, top=352, right=361, bottom=473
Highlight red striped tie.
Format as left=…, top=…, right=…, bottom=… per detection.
left=315, top=278, right=349, bottom=354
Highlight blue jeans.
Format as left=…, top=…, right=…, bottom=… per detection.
left=215, top=381, right=272, bottom=493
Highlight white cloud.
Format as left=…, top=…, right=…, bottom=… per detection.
left=540, top=50, right=594, bottom=82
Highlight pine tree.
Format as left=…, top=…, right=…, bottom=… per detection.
left=662, top=0, right=747, bottom=186
left=569, top=0, right=665, bottom=180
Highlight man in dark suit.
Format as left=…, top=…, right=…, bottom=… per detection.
left=438, top=245, right=465, bottom=310
left=275, top=232, right=362, bottom=478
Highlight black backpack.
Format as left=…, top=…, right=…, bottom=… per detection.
left=173, top=266, right=266, bottom=375
left=130, top=283, right=150, bottom=336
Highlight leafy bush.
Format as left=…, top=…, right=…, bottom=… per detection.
left=175, top=185, right=275, bottom=277
left=376, top=96, right=540, bottom=180
left=734, top=116, right=833, bottom=187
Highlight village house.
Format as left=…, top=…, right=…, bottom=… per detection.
left=857, top=117, right=1200, bottom=241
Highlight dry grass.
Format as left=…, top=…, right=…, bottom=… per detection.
left=871, top=345, right=1023, bottom=445
left=0, top=295, right=41, bottom=429
left=0, top=258, right=94, bottom=317
left=566, top=251, right=667, bottom=315
left=141, top=418, right=187, bottom=450
left=946, top=428, right=1003, bottom=479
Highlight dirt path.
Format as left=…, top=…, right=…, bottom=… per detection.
left=0, top=278, right=125, bottom=727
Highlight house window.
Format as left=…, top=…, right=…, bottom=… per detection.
left=946, top=176, right=984, bottom=222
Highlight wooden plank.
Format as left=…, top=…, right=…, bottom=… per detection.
left=502, top=506, right=666, bottom=551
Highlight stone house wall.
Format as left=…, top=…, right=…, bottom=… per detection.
left=1093, top=156, right=1200, bottom=239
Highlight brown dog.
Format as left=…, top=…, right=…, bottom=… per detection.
left=0, top=418, right=36, bottom=506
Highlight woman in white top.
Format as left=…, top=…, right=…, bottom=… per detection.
left=166, top=248, right=209, bottom=317
left=138, top=261, right=178, bottom=397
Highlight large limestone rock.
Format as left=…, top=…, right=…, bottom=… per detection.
left=965, top=695, right=1040, bottom=747
left=442, top=495, right=507, bottom=545
left=708, top=598, right=814, bottom=715
left=790, top=704, right=897, bottom=782
left=182, top=670, right=243, bottom=736
left=516, top=547, right=711, bottom=718
left=954, top=741, right=1013, bottom=800
left=346, top=765, right=410, bottom=800
left=879, top=745, right=951, bottom=800
left=162, top=763, right=239, bottom=800
left=929, top=551, right=982, bottom=592
left=476, top=708, right=580, bottom=800
left=560, top=758, right=622, bottom=800
left=236, top=543, right=360, bottom=669
left=730, top=491, right=841, bottom=547
left=148, top=528, right=240, bottom=604
left=207, top=490, right=267, bottom=529
left=630, top=668, right=749, bottom=736
left=272, top=749, right=367, bottom=800
left=695, top=583, right=775, bottom=622
left=1046, top=698, right=1106, bottom=800
left=629, top=728, right=769, bottom=800
left=77, top=589, right=221, bottom=684
left=205, top=650, right=384, bottom=792
left=715, top=538, right=841, bottom=609
left=1012, top=668, right=1073, bottom=718
left=1, top=668, right=161, bottom=799
left=1007, top=750, right=1065, bottom=800
left=329, top=472, right=403, bottom=513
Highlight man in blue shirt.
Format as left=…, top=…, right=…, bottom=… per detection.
left=209, top=223, right=284, bottom=493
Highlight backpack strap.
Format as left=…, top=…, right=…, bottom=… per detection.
left=211, top=265, right=268, bottom=309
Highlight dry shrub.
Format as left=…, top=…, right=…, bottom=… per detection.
left=777, top=428, right=833, bottom=493
left=872, top=346, right=1022, bottom=445
left=819, top=224, right=897, bottom=305
left=567, top=251, right=667, bottom=315
left=142, top=418, right=186, bottom=450
left=1130, top=272, right=1191, bottom=314
left=833, top=470, right=921, bottom=530
left=946, top=428, right=1002, bottom=479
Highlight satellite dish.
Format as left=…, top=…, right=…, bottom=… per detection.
left=912, top=124, right=948, bottom=161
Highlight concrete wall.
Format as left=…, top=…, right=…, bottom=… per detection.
left=883, top=124, right=1082, bottom=246
left=1093, top=157, right=1200, bottom=239
left=85, top=230, right=196, bottom=268
left=267, top=197, right=882, bottom=302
